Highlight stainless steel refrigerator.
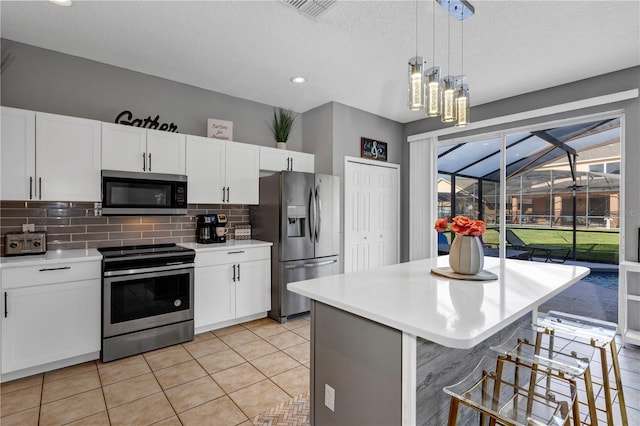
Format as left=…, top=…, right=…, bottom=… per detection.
left=250, top=171, right=340, bottom=323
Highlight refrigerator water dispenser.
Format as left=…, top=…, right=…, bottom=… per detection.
left=287, top=205, right=306, bottom=237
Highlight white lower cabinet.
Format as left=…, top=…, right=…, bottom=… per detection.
left=1, top=259, right=101, bottom=378
left=194, top=245, right=270, bottom=330
left=195, top=264, right=235, bottom=327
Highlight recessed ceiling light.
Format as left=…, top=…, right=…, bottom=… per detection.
left=290, top=77, right=306, bottom=84
left=49, top=0, right=72, bottom=6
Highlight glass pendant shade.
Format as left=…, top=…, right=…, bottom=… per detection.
left=455, top=83, right=470, bottom=127
left=425, top=67, right=441, bottom=117
left=441, top=75, right=457, bottom=122
left=408, top=56, right=426, bottom=111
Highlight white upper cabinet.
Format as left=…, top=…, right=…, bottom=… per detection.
left=102, top=122, right=186, bottom=174
left=1, top=107, right=35, bottom=200
left=225, top=141, right=259, bottom=204
left=0, top=107, right=101, bottom=201
left=36, top=113, right=102, bottom=201
left=186, top=136, right=259, bottom=205
left=101, top=123, right=146, bottom=172
left=186, top=135, right=225, bottom=204
left=259, top=146, right=314, bottom=173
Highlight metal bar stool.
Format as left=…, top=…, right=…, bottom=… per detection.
left=444, top=355, right=576, bottom=426
left=537, top=311, right=628, bottom=425
left=491, top=327, right=598, bottom=426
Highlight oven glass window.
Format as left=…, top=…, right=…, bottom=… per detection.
left=105, top=180, right=173, bottom=207
left=110, top=272, right=191, bottom=324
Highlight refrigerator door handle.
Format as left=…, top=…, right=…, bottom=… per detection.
left=284, top=259, right=338, bottom=270
left=308, top=187, right=315, bottom=244
left=315, top=186, right=321, bottom=242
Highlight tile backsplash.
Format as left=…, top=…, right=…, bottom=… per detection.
left=0, top=201, right=250, bottom=255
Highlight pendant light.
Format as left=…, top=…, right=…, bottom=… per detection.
left=441, top=1, right=456, bottom=123
left=408, top=0, right=425, bottom=111
left=455, top=5, right=470, bottom=127
left=455, top=80, right=470, bottom=126
left=408, top=57, right=426, bottom=111
left=441, top=75, right=457, bottom=122
left=425, top=0, right=441, bottom=117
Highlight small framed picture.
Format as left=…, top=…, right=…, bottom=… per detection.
left=361, top=137, right=387, bottom=162
left=207, top=118, right=233, bottom=140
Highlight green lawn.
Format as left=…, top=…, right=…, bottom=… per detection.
left=480, top=227, right=619, bottom=263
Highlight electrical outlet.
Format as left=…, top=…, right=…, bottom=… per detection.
left=324, top=384, right=335, bottom=412
left=22, top=223, right=35, bottom=232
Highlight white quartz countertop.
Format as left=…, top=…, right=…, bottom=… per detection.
left=0, top=248, right=102, bottom=268
left=180, top=239, right=272, bottom=252
left=288, top=256, right=590, bottom=349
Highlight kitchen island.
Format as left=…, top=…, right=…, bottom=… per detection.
left=288, top=256, right=589, bottom=425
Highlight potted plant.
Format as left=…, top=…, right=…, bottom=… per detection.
left=268, top=107, right=297, bottom=149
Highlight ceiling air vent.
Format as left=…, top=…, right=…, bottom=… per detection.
left=281, top=0, right=336, bottom=19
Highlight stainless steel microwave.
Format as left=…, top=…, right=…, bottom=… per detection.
left=101, top=170, right=188, bottom=215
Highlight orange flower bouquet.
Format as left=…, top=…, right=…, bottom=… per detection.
left=434, top=216, right=486, bottom=236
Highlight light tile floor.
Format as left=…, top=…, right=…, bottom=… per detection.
left=1, top=315, right=639, bottom=426
left=0, top=316, right=311, bottom=426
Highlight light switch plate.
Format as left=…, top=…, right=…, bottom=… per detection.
left=324, top=384, right=335, bottom=411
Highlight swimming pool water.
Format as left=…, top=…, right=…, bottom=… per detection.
left=581, top=271, right=619, bottom=289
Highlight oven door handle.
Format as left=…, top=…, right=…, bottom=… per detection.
left=103, top=263, right=194, bottom=277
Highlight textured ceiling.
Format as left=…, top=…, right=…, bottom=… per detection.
left=1, top=0, right=639, bottom=123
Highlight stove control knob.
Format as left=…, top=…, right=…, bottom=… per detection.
left=174, top=299, right=182, bottom=307
left=9, top=242, right=18, bottom=249
left=33, top=241, right=41, bottom=247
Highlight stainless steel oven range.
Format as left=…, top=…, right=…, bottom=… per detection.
left=98, top=244, right=195, bottom=362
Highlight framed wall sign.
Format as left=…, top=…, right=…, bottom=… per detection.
left=207, top=118, right=233, bottom=140
left=361, top=137, right=387, bottom=162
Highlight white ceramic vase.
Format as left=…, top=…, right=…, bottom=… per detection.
left=449, top=235, right=484, bottom=275
left=276, top=142, right=287, bottom=150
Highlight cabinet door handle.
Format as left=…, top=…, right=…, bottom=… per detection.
left=232, top=264, right=236, bottom=282
left=142, top=153, right=146, bottom=171
left=29, top=176, right=33, bottom=199
left=226, top=187, right=230, bottom=203
left=39, top=177, right=42, bottom=200
left=237, top=264, right=240, bottom=281
left=287, top=157, right=290, bottom=171
left=148, top=153, right=152, bottom=171
left=227, top=250, right=245, bottom=254
left=290, top=157, right=294, bottom=170
left=4, top=292, right=7, bottom=318
left=39, top=266, right=71, bottom=272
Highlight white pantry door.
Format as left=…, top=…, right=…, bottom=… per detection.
left=344, top=157, right=400, bottom=273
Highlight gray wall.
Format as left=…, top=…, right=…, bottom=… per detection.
left=0, top=39, right=302, bottom=151
left=301, top=102, right=333, bottom=174
left=404, top=66, right=640, bottom=262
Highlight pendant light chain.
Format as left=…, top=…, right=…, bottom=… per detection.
left=461, top=8, right=464, bottom=76
left=447, top=2, right=451, bottom=76
left=432, top=0, right=436, bottom=68
left=415, top=0, right=419, bottom=59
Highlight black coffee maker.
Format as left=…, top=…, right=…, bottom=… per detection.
left=196, top=214, right=228, bottom=243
